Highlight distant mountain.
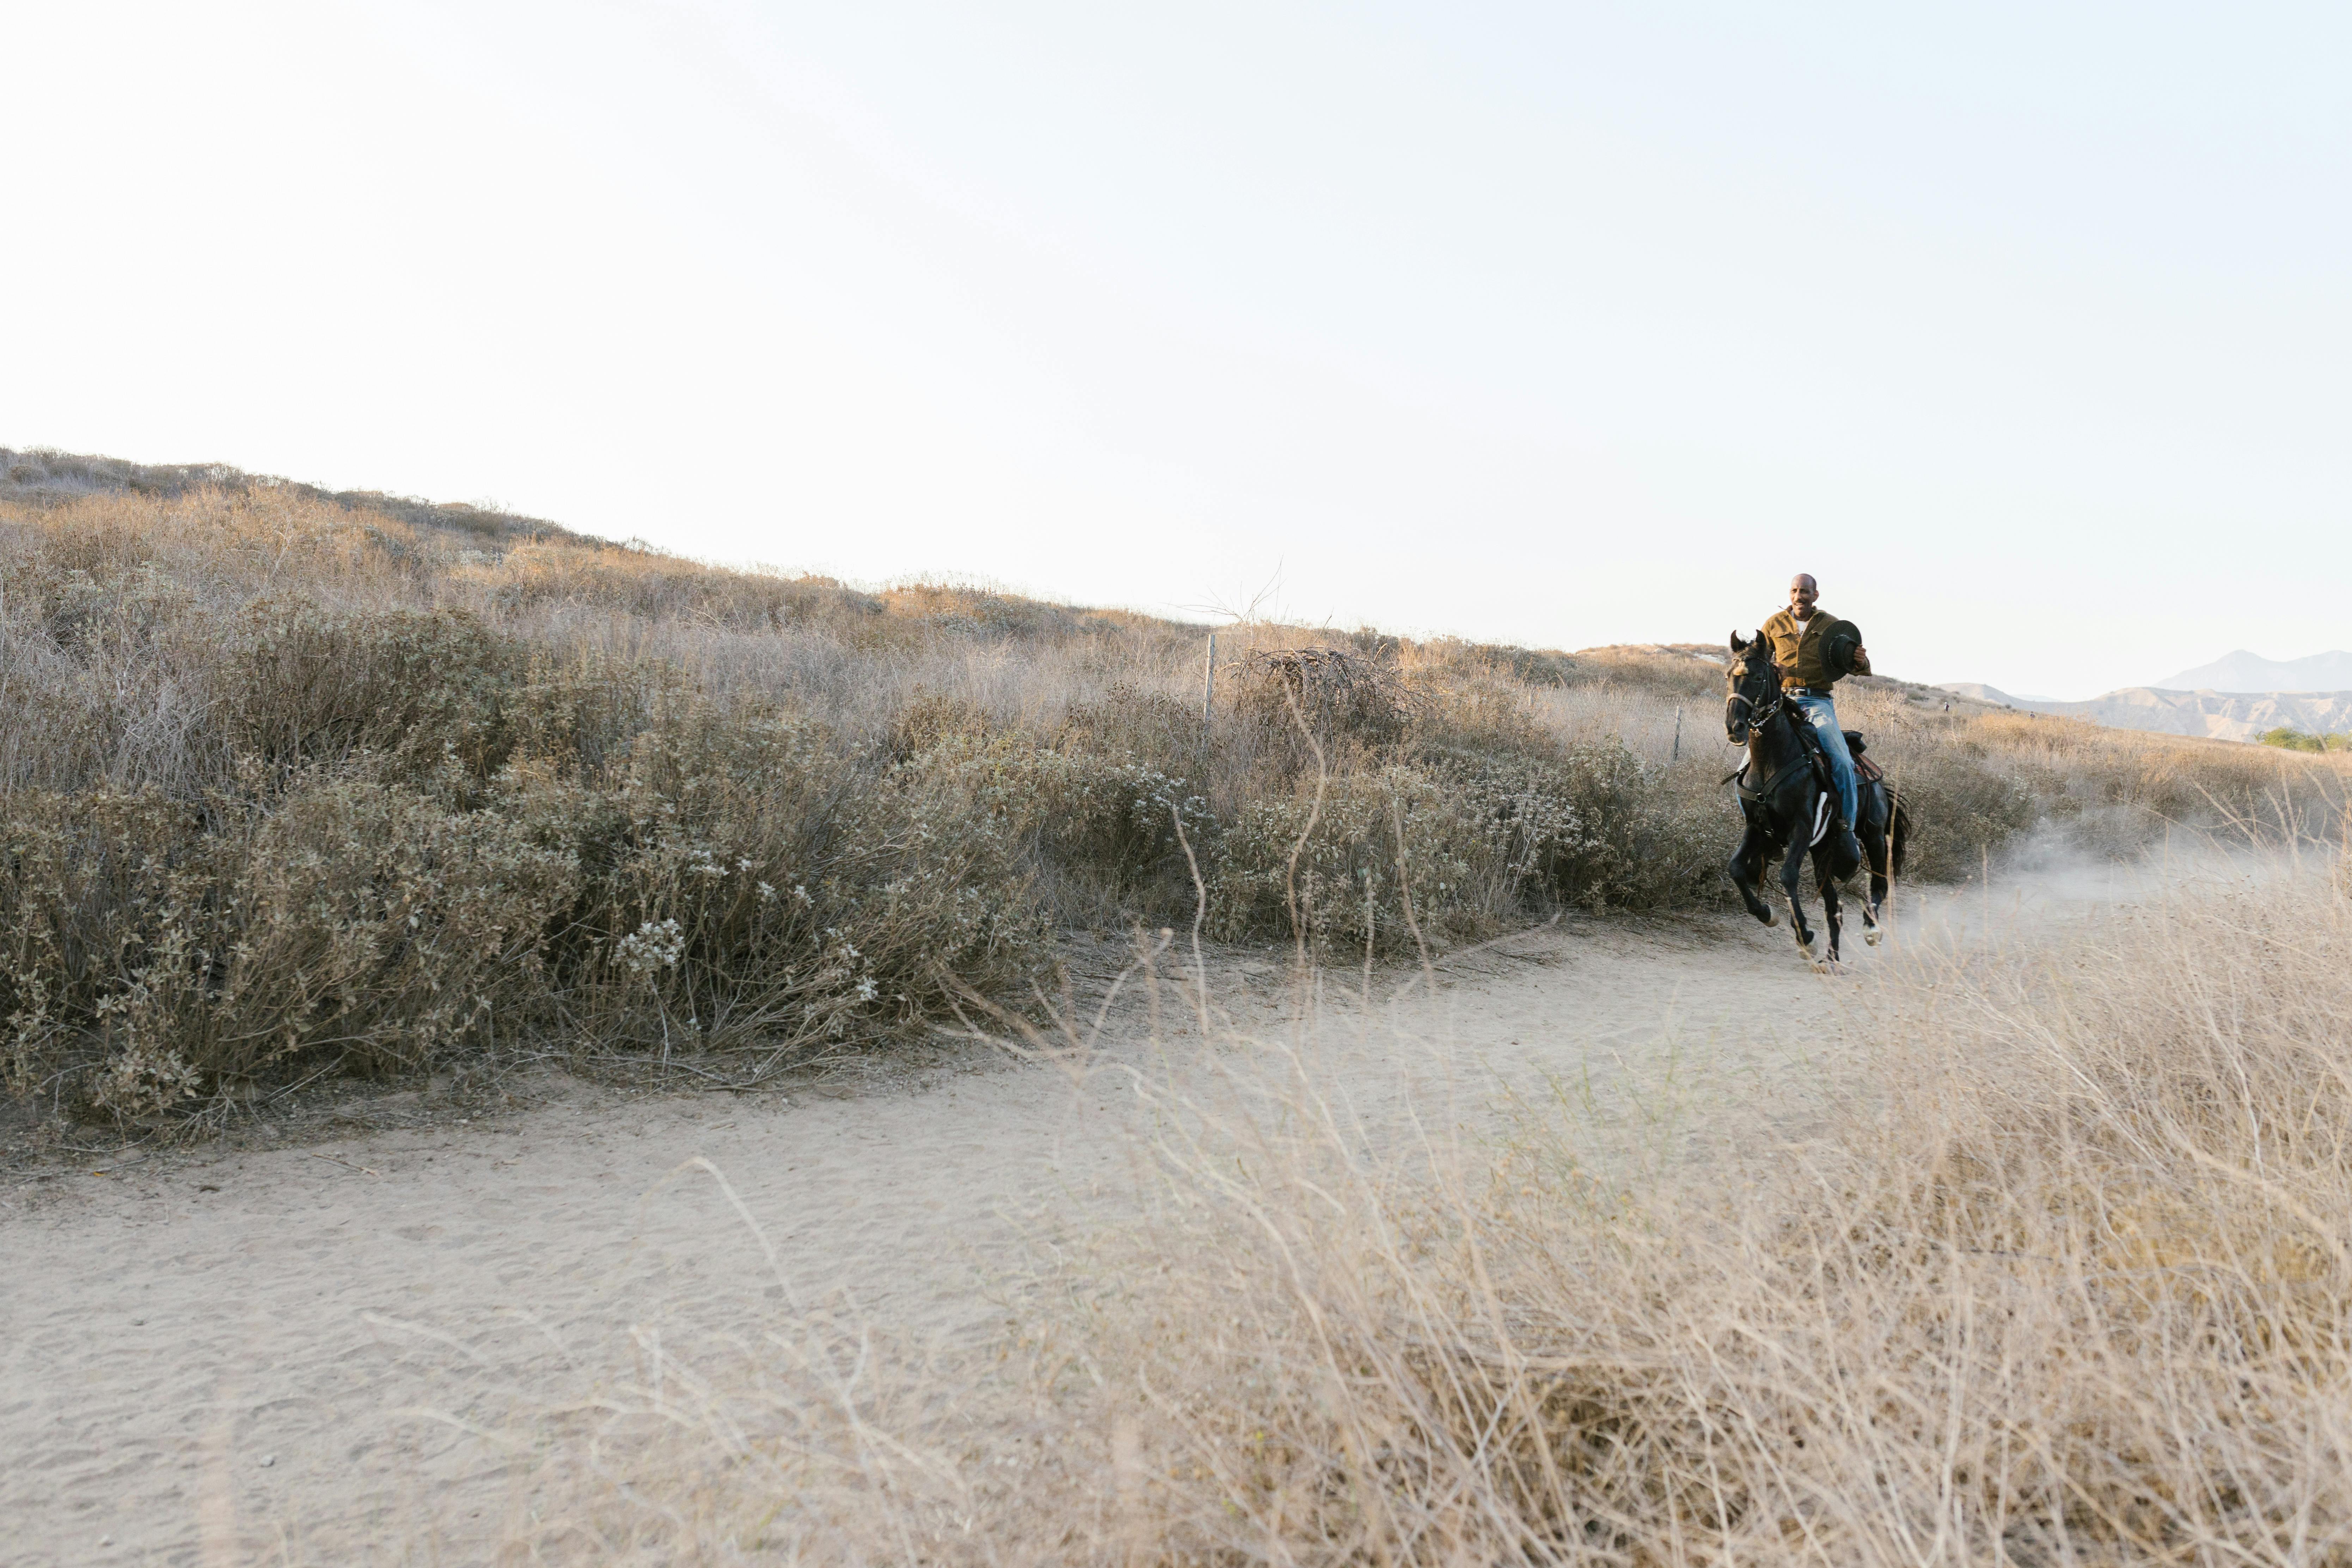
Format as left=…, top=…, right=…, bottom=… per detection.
left=1938, top=682, right=2031, bottom=706
left=2153, top=650, right=2352, bottom=693
left=1935, top=682, right=2352, bottom=743
left=1939, top=682, right=2069, bottom=705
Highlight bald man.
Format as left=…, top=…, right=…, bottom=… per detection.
left=1759, top=574, right=1871, bottom=865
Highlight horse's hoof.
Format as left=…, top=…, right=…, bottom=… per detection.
left=1763, top=908, right=1778, bottom=927
left=1864, top=927, right=1882, bottom=947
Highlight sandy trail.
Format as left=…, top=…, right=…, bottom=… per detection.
left=2, top=858, right=2198, bottom=1564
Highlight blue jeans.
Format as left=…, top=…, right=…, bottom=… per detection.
left=1789, top=692, right=1858, bottom=827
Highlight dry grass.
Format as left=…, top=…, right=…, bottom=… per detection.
left=494, top=846, right=2352, bottom=1565
left=2, top=449, right=2344, bottom=1129
left=15, top=451, right=2352, bottom=1561
left=1082, top=858, right=2352, bottom=1565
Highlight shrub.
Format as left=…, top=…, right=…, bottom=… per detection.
left=889, top=730, right=1213, bottom=920
left=1, top=777, right=575, bottom=1119
left=1225, top=647, right=1413, bottom=770
left=5, top=465, right=2346, bottom=1123
left=1203, top=754, right=1621, bottom=953
left=886, top=688, right=994, bottom=762
left=217, top=600, right=520, bottom=782
left=2260, top=726, right=2346, bottom=753
left=1053, top=683, right=1203, bottom=772
left=502, top=700, right=1053, bottom=1069
left=1873, top=744, right=2040, bottom=881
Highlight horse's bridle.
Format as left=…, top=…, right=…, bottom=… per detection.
left=1725, top=656, right=1786, bottom=746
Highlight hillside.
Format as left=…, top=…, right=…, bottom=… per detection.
left=2, top=445, right=592, bottom=549
left=4, top=447, right=2341, bottom=1130
left=2155, top=648, right=2352, bottom=693
left=1941, top=681, right=2352, bottom=743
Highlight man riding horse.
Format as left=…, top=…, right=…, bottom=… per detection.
left=1759, top=573, right=1869, bottom=868
left=1725, top=574, right=1908, bottom=967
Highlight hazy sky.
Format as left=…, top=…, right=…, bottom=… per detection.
left=7, top=2, right=2347, bottom=697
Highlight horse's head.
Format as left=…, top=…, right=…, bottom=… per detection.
left=1725, top=631, right=1781, bottom=746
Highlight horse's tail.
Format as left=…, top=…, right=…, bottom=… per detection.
left=1889, top=793, right=1912, bottom=879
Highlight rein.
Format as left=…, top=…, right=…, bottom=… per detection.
left=1726, top=653, right=1816, bottom=844
left=1734, top=748, right=1811, bottom=804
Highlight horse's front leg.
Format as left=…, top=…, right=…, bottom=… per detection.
left=1728, top=827, right=1776, bottom=925
left=1780, top=828, right=1817, bottom=964
left=1813, top=847, right=1844, bottom=967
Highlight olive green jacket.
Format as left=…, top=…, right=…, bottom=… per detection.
left=1760, top=608, right=1871, bottom=691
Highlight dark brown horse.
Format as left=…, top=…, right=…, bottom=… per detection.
left=1723, top=632, right=1909, bottom=967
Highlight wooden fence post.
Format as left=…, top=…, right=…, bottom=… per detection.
left=1203, top=631, right=1217, bottom=728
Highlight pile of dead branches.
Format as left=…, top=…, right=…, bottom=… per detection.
left=1223, top=647, right=1414, bottom=750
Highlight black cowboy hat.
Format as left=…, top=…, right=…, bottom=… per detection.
left=1826, top=622, right=1863, bottom=680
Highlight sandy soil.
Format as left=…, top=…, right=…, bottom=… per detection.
left=2, top=860, right=2195, bottom=1564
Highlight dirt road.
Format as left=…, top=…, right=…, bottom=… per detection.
left=1, top=860, right=2183, bottom=1564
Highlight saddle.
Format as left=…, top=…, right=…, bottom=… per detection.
left=1843, top=730, right=1886, bottom=786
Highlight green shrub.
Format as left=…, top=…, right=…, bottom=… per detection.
left=2259, top=727, right=2345, bottom=754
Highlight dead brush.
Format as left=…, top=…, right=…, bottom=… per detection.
left=501, top=853, right=2352, bottom=1567
left=0, top=775, right=577, bottom=1124
left=6, top=463, right=2351, bottom=1132
left=1225, top=647, right=1415, bottom=766
left=520, top=699, right=1055, bottom=1079
left=885, top=687, right=994, bottom=762
left=1052, top=682, right=1203, bottom=771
